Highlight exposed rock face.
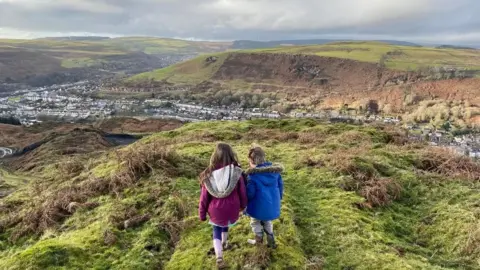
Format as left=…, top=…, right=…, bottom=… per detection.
left=212, top=53, right=421, bottom=91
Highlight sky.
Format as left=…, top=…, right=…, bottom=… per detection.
left=0, top=0, right=479, bottom=45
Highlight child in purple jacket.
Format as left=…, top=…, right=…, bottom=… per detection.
left=199, top=143, right=247, bottom=269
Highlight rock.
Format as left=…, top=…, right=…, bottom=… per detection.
left=123, top=214, right=151, bottom=229
left=205, top=56, right=218, bottom=64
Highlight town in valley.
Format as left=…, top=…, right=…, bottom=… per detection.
left=1, top=80, right=478, bottom=159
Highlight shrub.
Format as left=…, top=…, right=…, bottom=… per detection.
left=415, top=148, right=480, bottom=181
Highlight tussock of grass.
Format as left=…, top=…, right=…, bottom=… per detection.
left=415, top=147, right=480, bottom=181
left=1, top=119, right=480, bottom=269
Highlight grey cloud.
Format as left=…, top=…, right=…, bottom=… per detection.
left=0, top=0, right=479, bottom=44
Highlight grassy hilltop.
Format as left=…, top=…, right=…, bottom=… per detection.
left=0, top=37, right=231, bottom=65
left=1, top=119, right=480, bottom=269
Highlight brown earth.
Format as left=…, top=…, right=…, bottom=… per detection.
left=213, top=53, right=421, bottom=92
left=320, top=78, right=480, bottom=110
left=95, top=117, right=183, bottom=133
left=8, top=129, right=114, bottom=172
left=0, top=48, right=64, bottom=81
left=0, top=118, right=183, bottom=148
left=212, top=54, right=480, bottom=118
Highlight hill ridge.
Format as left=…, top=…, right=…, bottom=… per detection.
left=1, top=119, right=480, bottom=269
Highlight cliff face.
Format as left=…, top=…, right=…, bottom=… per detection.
left=213, top=53, right=421, bottom=91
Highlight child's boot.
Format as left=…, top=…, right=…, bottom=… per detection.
left=213, top=239, right=227, bottom=269
left=247, top=234, right=263, bottom=245
left=216, top=257, right=228, bottom=269
left=266, top=234, right=277, bottom=249
left=255, top=234, right=264, bottom=246
left=222, top=231, right=230, bottom=250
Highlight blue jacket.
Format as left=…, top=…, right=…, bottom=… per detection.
left=246, top=162, right=284, bottom=221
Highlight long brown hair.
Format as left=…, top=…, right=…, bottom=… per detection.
left=199, top=143, right=239, bottom=185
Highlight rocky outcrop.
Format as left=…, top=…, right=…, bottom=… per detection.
left=212, top=53, right=421, bottom=91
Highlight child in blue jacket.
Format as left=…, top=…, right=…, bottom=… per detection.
left=245, top=145, right=284, bottom=248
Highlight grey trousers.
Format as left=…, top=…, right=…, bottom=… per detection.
left=250, top=218, right=274, bottom=237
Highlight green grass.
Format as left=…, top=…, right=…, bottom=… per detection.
left=0, top=168, right=30, bottom=189
left=1, top=120, right=480, bottom=269
left=250, top=41, right=480, bottom=70
left=128, top=52, right=229, bottom=84
left=0, top=37, right=230, bottom=56
left=0, top=37, right=231, bottom=72
left=61, top=58, right=105, bottom=68
left=7, top=96, right=21, bottom=102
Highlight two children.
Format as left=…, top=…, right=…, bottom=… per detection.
left=199, top=143, right=283, bottom=269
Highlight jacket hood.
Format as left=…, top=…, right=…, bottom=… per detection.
left=204, top=164, right=243, bottom=198
left=245, top=162, right=284, bottom=175
left=246, top=163, right=284, bottom=186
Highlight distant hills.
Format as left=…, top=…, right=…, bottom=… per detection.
left=232, top=39, right=422, bottom=49
left=38, top=36, right=111, bottom=41
left=1, top=35, right=478, bottom=88
left=0, top=37, right=231, bottom=87
left=436, top=45, right=477, bottom=50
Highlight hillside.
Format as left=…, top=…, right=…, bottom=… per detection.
left=1, top=119, right=480, bottom=269
left=125, top=42, right=480, bottom=128
left=0, top=118, right=183, bottom=148
left=232, top=39, right=421, bottom=49
left=0, top=37, right=231, bottom=86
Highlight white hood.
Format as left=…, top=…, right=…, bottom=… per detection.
left=210, top=165, right=235, bottom=193
left=204, top=165, right=243, bottom=198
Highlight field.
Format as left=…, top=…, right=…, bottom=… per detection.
left=1, top=119, right=480, bottom=269
left=251, top=42, right=480, bottom=71
left=0, top=37, right=232, bottom=83
left=0, top=37, right=231, bottom=57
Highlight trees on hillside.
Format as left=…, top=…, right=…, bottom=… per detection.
left=367, top=100, right=379, bottom=114
left=0, top=116, right=21, bottom=125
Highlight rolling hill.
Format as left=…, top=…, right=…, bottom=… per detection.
left=125, top=42, right=480, bottom=128
left=1, top=119, right=479, bottom=269
left=0, top=37, right=232, bottom=86
left=231, top=39, right=422, bottom=49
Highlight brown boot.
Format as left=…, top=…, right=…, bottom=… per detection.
left=255, top=235, right=264, bottom=246
left=216, top=258, right=228, bottom=269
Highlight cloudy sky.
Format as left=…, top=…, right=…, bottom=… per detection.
left=0, top=0, right=479, bottom=45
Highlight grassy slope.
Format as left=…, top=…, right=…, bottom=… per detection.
left=0, top=169, right=32, bottom=198
left=1, top=119, right=479, bottom=269
left=252, top=42, right=480, bottom=70
left=128, top=42, right=480, bottom=84
left=128, top=52, right=229, bottom=84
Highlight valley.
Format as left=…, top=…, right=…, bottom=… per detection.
left=0, top=37, right=231, bottom=89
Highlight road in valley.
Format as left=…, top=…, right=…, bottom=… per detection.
left=0, top=147, right=13, bottom=158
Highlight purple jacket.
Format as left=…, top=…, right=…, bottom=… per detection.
left=199, top=164, right=247, bottom=227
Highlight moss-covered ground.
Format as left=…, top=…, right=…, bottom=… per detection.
left=1, top=119, right=479, bottom=269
